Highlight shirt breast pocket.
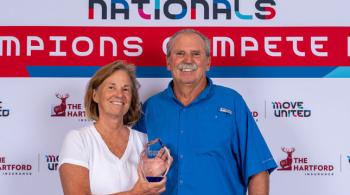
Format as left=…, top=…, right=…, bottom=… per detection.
left=195, top=112, right=233, bottom=155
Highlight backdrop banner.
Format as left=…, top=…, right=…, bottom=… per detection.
left=0, top=0, right=349, bottom=194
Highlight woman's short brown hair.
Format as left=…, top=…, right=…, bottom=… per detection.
left=84, top=60, right=141, bottom=126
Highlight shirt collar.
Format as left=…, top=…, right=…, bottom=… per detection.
left=165, top=77, right=214, bottom=106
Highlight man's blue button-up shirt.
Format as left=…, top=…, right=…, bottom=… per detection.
left=135, top=78, right=277, bottom=195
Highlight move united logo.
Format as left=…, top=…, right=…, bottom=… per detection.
left=277, top=147, right=335, bottom=176
left=45, top=155, right=59, bottom=171
left=272, top=101, right=311, bottom=118
left=88, top=0, right=276, bottom=21
left=50, top=93, right=88, bottom=122
left=0, top=156, right=33, bottom=176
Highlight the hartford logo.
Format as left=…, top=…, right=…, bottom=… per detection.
left=88, top=0, right=276, bottom=20
left=277, top=147, right=335, bottom=176
left=51, top=93, right=88, bottom=122
left=277, top=147, right=295, bottom=170
left=51, top=93, right=70, bottom=117
left=45, top=155, right=59, bottom=171
left=251, top=111, right=259, bottom=122
left=0, top=156, right=33, bottom=176
left=0, top=101, right=10, bottom=117
left=272, top=101, right=311, bottom=118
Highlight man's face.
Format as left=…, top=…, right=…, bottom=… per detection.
left=167, top=33, right=211, bottom=86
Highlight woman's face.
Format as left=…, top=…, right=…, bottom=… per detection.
left=93, top=70, right=133, bottom=121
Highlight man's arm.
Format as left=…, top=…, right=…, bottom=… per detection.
left=248, top=171, right=270, bottom=195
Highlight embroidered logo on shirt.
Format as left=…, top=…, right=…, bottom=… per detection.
left=219, top=107, right=232, bottom=115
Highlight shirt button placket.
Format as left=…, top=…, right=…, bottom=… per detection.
left=178, top=107, right=186, bottom=192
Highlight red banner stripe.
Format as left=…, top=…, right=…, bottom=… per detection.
left=0, top=26, right=349, bottom=76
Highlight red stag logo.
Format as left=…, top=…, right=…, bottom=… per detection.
left=278, top=147, right=295, bottom=171
left=51, top=93, right=69, bottom=116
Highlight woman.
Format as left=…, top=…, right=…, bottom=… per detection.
left=59, top=61, right=168, bottom=195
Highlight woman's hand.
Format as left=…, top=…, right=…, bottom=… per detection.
left=156, top=147, right=173, bottom=176
left=140, top=146, right=173, bottom=178
left=129, top=165, right=166, bottom=195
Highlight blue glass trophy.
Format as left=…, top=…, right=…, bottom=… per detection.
left=140, top=138, right=171, bottom=182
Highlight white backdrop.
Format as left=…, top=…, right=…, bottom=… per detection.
left=0, top=78, right=349, bottom=194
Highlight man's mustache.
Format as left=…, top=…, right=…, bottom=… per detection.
left=177, top=63, right=198, bottom=71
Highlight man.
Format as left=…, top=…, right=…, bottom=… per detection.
left=135, top=29, right=277, bottom=195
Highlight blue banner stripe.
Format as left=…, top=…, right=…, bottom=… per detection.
left=26, top=66, right=99, bottom=77
left=207, top=66, right=337, bottom=78
left=324, top=67, right=350, bottom=78
left=26, top=66, right=340, bottom=78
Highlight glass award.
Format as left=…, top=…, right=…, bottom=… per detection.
left=140, top=138, right=171, bottom=182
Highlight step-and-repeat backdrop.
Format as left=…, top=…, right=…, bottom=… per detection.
left=1, top=0, right=350, bottom=194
